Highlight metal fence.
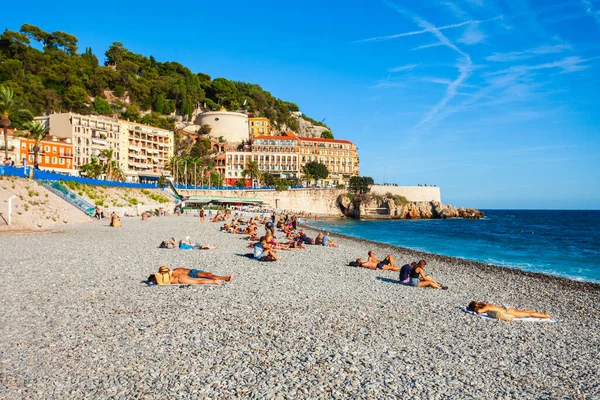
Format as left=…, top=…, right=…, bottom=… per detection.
left=0, top=165, right=158, bottom=188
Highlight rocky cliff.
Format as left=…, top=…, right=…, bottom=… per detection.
left=337, top=193, right=484, bottom=220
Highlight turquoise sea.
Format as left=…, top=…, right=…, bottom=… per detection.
left=307, top=210, right=600, bottom=283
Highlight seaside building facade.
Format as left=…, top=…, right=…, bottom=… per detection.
left=224, top=132, right=359, bottom=187
left=35, top=113, right=125, bottom=170
left=0, top=129, right=75, bottom=174
left=248, top=117, right=274, bottom=138
left=120, top=121, right=173, bottom=182
left=297, top=136, right=359, bottom=186
left=34, top=112, right=174, bottom=182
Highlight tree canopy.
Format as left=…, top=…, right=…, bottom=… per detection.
left=303, top=161, right=329, bottom=181
left=0, top=24, right=329, bottom=133
left=349, top=176, right=374, bottom=195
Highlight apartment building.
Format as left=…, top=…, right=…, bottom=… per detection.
left=248, top=117, right=274, bottom=138
left=0, top=129, right=75, bottom=174
left=297, top=136, right=359, bottom=186
left=35, top=113, right=126, bottom=170
left=224, top=132, right=359, bottom=187
left=120, top=121, right=173, bottom=181
left=35, top=113, right=174, bottom=182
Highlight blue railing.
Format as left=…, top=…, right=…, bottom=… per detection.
left=173, top=185, right=306, bottom=191
left=0, top=166, right=158, bottom=188
left=39, top=181, right=96, bottom=216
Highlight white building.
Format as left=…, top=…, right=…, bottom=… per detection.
left=196, top=109, right=249, bottom=144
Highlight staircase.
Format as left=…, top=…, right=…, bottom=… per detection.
left=162, top=180, right=183, bottom=203
left=39, top=180, right=96, bottom=216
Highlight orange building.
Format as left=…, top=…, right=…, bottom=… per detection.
left=19, top=135, right=75, bottom=174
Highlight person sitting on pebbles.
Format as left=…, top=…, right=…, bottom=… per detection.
left=407, top=260, right=447, bottom=289
left=179, top=236, right=220, bottom=250
left=253, top=236, right=281, bottom=261
left=109, top=212, right=121, bottom=227
left=322, top=232, right=338, bottom=247
left=356, top=251, right=400, bottom=271
left=148, top=266, right=233, bottom=286
left=467, top=301, right=551, bottom=319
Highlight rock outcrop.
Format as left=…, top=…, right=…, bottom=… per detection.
left=337, top=193, right=484, bottom=220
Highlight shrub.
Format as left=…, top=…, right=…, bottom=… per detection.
left=392, top=195, right=409, bottom=206
left=128, top=198, right=138, bottom=205
left=95, top=200, right=104, bottom=206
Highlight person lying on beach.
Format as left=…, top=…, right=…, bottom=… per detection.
left=159, top=238, right=177, bottom=249
left=265, top=233, right=305, bottom=250
left=467, top=301, right=551, bottom=319
left=407, top=260, right=447, bottom=289
left=253, top=236, right=280, bottom=261
left=357, top=251, right=400, bottom=271
left=148, top=266, right=233, bottom=286
left=179, top=237, right=219, bottom=250
left=298, top=231, right=313, bottom=245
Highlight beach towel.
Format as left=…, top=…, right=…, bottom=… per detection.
left=459, top=307, right=558, bottom=322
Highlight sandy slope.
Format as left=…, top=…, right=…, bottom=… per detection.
left=0, top=177, right=91, bottom=231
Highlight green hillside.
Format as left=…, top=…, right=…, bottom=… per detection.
left=0, top=24, right=329, bottom=131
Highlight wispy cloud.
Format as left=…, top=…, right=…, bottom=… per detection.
left=582, top=0, right=600, bottom=25
left=458, top=23, right=486, bottom=45
left=379, top=1, right=475, bottom=129
left=486, top=44, right=572, bottom=62
left=441, top=1, right=468, bottom=18
left=411, top=42, right=445, bottom=51
left=488, top=56, right=595, bottom=75
left=388, top=64, right=419, bottom=72
left=353, top=15, right=502, bottom=44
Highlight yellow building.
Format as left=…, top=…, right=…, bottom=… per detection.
left=248, top=117, right=274, bottom=138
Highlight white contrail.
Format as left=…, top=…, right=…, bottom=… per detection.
left=354, top=16, right=502, bottom=44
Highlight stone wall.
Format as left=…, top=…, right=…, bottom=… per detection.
left=178, top=189, right=346, bottom=215
left=370, top=185, right=441, bottom=202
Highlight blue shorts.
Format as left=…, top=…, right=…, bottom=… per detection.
left=188, top=269, right=204, bottom=277
left=409, top=278, right=420, bottom=287
left=254, top=252, right=266, bottom=260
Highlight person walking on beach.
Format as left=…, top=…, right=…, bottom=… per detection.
left=200, top=208, right=205, bottom=223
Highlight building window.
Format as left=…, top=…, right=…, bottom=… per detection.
left=59, top=158, right=65, bottom=165
left=45, top=156, right=49, bottom=163
left=52, top=146, right=57, bottom=153
left=28, top=155, right=34, bottom=162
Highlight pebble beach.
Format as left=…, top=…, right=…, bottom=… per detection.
left=1, top=214, right=599, bottom=399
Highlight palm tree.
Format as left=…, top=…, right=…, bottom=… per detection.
left=99, top=149, right=123, bottom=181
left=242, top=160, right=261, bottom=188
left=0, top=86, right=29, bottom=162
left=80, top=157, right=103, bottom=179
left=15, top=121, right=49, bottom=169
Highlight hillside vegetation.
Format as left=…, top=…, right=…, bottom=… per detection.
left=0, top=24, right=330, bottom=133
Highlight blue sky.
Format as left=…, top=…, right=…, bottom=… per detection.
left=5, top=0, right=600, bottom=209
